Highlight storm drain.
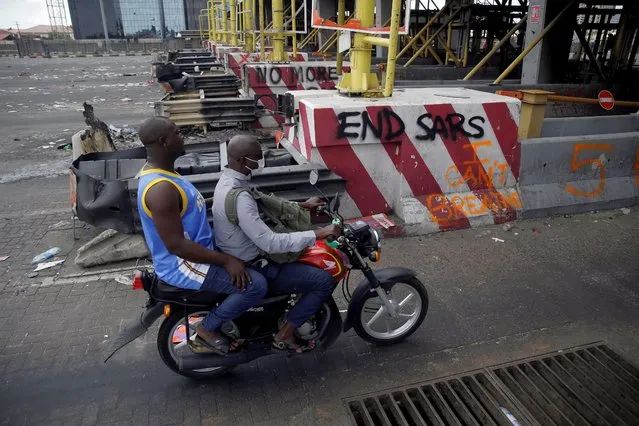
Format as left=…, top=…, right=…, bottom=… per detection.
left=345, top=343, right=639, bottom=426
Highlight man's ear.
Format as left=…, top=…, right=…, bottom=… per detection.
left=158, top=135, right=167, bottom=147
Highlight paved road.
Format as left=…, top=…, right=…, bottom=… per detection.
left=0, top=206, right=637, bottom=425
left=1, top=56, right=638, bottom=426
left=0, top=56, right=161, bottom=183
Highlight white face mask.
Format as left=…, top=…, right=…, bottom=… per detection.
left=245, top=156, right=265, bottom=173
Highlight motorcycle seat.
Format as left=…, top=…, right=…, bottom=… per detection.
left=151, top=279, right=227, bottom=306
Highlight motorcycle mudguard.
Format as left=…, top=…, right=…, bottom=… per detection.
left=103, top=303, right=164, bottom=363
left=343, top=267, right=417, bottom=332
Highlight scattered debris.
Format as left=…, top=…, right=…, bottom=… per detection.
left=514, top=232, right=519, bottom=236
left=49, top=220, right=72, bottom=230
left=75, top=229, right=150, bottom=267
left=532, top=227, right=541, bottom=235
left=32, top=247, right=61, bottom=264
left=620, top=208, right=631, bottom=215
left=26, top=272, right=39, bottom=278
left=0, top=256, right=8, bottom=262
left=78, top=102, right=117, bottom=154
left=502, top=223, right=514, bottom=232
left=122, top=73, right=138, bottom=77
left=41, top=145, right=52, bottom=149
left=8, top=110, right=17, bottom=114
left=121, top=97, right=132, bottom=102
left=34, top=259, right=65, bottom=272
left=476, top=230, right=491, bottom=238
left=499, top=407, right=521, bottom=426
left=563, top=214, right=571, bottom=218
left=492, top=237, right=505, bottom=243
left=57, top=142, right=73, bottom=150
left=13, top=138, right=20, bottom=141
left=114, top=274, right=133, bottom=285
left=18, top=71, right=32, bottom=77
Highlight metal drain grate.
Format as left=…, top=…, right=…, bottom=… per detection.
left=345, top=343, right=639, bottom=425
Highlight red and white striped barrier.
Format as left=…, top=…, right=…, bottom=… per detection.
left=282, top=88, right=522, bottom=231
left=227, top=51, right=307, bottom=79
left=245, top=62, right=349, bottom=129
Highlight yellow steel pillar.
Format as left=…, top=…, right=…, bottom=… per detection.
left=383, top=0, right=402, bottom=97
left=337, top=0, right=378, bottom=95
left=207, top=1, right=215, bottom=42
left=336, top=0, right=346, bottom=75
left=243, top=0, right=255, bottom=52
left=259, top=0, right=265, bottom=60
left=518, top=90, right=552, bottom=140
left=222, top=0, right=228, bottom=43
left=271, top=0, right=287, bottom=61
left=291, top=0, right=297, bottom=57
left=337, top=0, right=401, bottom=97
left=229, top=0, right=238, bottom=45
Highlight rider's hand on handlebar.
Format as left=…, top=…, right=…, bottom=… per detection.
left=314, top=224, right=342, bottom=240
left=300, top=196, right=326, bottom=211
left=223, top=255, right=251, bottom=290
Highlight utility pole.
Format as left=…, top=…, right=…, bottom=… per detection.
left=98, top=0, right=111, bottom=52
left=14, top=22, right=25, bottom=57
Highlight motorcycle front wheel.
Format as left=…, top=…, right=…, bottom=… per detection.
left=352, top=278, right=428, bottom=345
left=157, top=309, right=236, bottom=379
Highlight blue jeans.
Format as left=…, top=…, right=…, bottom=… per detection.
left=199, top=266, right=267, bottom=332
left=256, top=262, right=335, bottom=328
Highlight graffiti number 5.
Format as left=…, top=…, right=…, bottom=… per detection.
left=565, top=143, right=613, bottom=198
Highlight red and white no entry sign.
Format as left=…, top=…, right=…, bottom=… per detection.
left=598, top=90, right=615, bottom=111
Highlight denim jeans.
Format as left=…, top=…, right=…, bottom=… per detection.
left=199, top=265, right=267, bottom=332
left=256, top=262, right=335, bottom=328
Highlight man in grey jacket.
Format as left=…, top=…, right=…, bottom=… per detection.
left=213, top=134, right=341, bottom=353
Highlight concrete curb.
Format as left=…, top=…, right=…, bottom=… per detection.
left=0, top=52, right=157, bottom=59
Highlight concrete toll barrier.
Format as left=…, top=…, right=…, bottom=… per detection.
left=245, top=61, right=350, bottom=129
left=282, top=88, right=523, bottom=234
left=519, top=115, right=639, bottom=218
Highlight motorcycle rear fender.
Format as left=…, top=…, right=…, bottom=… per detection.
left=343, top=267, right=417, bottom=332
left=103, top=302, right=163, bottom=363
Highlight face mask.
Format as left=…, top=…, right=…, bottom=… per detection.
left=245, top=156, right=265, bottom=173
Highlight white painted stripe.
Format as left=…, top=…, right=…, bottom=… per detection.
left=305, top=143, right=362, bottom=218
left=454, top=103, right=517, bottom=189
left=388, top=104, right=486, bottom=220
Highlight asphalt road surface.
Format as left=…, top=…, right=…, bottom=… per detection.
left=0, top=56, right=161, bottom=184
left=0, top=56, right=638, bottom=425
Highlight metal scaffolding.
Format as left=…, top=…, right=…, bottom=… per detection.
left=46, top=0, right=70, bottom=39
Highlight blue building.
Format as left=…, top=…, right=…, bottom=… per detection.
left=68, top=0, right=206, bottom=39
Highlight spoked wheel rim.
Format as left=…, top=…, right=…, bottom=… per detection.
left=167, top=311, right=224, bottom=374
left=360, top=283, right=422, bottom=340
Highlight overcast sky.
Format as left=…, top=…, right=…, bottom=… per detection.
left=0, top=0, right=71, bottom=29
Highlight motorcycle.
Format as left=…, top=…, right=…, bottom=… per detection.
left=104, top=170, right=429, bottom=379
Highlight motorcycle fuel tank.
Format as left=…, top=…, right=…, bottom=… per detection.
left=298, top=240, right=348, bottom=281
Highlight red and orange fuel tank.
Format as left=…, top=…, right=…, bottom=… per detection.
left=298, top=240, right=348, bottom=281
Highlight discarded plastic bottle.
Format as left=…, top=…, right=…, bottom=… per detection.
left=31, top=247, right=61, bottom=264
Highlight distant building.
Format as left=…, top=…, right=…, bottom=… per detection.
left=0, top=25, right=73, bottom=40
left=67, top=0, right=208, bottom=40
left=0, top=29, right=15, bottom=41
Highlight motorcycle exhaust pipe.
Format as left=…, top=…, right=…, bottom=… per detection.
left=178, top=348, right=269, bottom=371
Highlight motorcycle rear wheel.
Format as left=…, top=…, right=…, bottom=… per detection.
left=352, top=278, right=428, bottom=345
left=157, top=309, right=236, bottom=379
